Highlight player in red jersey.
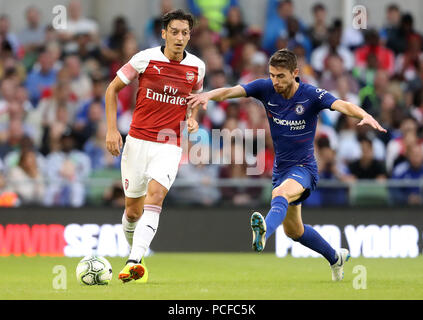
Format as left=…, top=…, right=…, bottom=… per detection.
left=105, top=9, right=205, bottom=283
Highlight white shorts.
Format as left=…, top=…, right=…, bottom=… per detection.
left=121, top=135, right=182, bottom=198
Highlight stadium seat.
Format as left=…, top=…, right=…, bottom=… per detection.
left=87, top=169, right=121, bottom=205
left=349, top=182, right=389, bottom=206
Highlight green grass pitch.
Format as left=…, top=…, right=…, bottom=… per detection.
left=1, top=253, right=423, bottom=300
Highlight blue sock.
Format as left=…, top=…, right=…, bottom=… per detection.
left=294, top=224, right=338, bottom=265
left=264, top=196, right=288, bottom=240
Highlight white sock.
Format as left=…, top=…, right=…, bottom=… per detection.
left=122, top=210, right=138, bottom=247
left=128, top=205, right=161, bottom=263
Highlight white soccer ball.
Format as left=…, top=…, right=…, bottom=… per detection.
left=76, top=255, right=113, bottom=285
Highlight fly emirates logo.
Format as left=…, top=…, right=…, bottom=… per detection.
left=146, top=85, right=187, bottom=106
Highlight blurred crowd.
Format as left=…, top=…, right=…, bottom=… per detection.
left=0, top=0, right=422, bottom=207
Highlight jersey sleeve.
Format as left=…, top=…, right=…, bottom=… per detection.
left=116, top=50, right=150, bottom=85
left=240, top=79, right=269, bottom=101
left=192, top=60, right=206, bottom=93
left=311, top=86, right=338, bottom=111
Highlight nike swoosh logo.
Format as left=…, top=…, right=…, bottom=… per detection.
left=268, top=102, right=279, bottom=106
left=291, top=174, right=303, bottom=179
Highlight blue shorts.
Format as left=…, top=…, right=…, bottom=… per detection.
left=272, top=164, right=318, bottom=205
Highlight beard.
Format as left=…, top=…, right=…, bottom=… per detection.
left=275, top=82, right=293, bottom=98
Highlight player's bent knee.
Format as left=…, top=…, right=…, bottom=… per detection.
left=125, top=207, right=142, bottom=221
left=272, top=187, right=290, bottom=201
left=283, top=224, right=304, bottom=240
left=146, top=189, right=167, bottom=205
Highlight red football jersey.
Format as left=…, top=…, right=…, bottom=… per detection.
left=117, top=46, right=205, bottom=146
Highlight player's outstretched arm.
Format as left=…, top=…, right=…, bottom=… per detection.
left=105, top=76, right=126, bottom=156
left=186, top=85, right=247, bottom=110
left=331, top=99, right=387, bottom=133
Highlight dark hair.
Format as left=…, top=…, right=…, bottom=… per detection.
left=387, top=3, right=400, bottom=12
left=269, top=48, right=297, bottom=72
left=162, top=9, right=195, bottom=30
left=358, top=135, right=373, bottom=146
left=312, top=3, right=326, bottom=13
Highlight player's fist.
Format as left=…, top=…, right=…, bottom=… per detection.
left=106, top=129, right=123, bottom=157
left=187, top=118, right=199, bottom=133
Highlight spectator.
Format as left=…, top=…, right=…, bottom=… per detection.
left=377, top=92, right=398, bottom=144
left=44, top=128, right=91, bottom=207
left=385, top=116, right=422, bottom=173
left=320, top=54, right=359, bottom=94
left=307, top=3, right=328, bottom=49
left=0, top=50, right=27, bottom=84
left=386, top=12, right=422, bottom=55
left=58, top=0, right=99, bottom=41
left=310, top=25, right=355, bottom=75
left=305, top=136, right=348, bottom=206
left=336, top=114, right=386, bottom=166
left=321, top=74, right=359, bottom=128
left=63, top=54, right=93, bottom=103
left=0, top=15, right=19, bottom=56
left=74, top=75, right=119, bottom=129
left=262, top=0, right=306, bottom=55
left=102, top=180, right=125, bottom=207
left=143, top=17, right=163, bottom=49
left=0, top=118, right=26, bottom=159
left=26, top=80, right=78, bottom=148
left=187, top=0, right=239, bottom=33
left=7, top=149, right=45, bottom=205
left=3, top=135, right=46, bottom=175
left=380, top=4, right=402, bottom=45
left=394, top=34, right=423, bottom=82
left=105, top=16, right=131, bottom=57
left=345, top=136, right=387, bottom=181
left=359, top=69, right=390, bottom=118
left=339, top=19, right=364, bottom=51
left=282, top=17, right=313, bottom=62
left=355, top=29, right=395, bottom=76
left=294, top=44, right=318, bottom=86
left=391, top=143, right=423, bottom=205
left=73, top=100, right=104, bottom=148
left=25, top=47, right=58, bottom=106
left=17, top=6, right=46, bottom=55
left=144, top=0, right=173, bottom=48
left=83, top=121, right=119, bottom=171
left=221, top=5, right=246, bottom=40
left=0, top=77, right=19, bottom=129
left=239, top=51, right=268, bottom=84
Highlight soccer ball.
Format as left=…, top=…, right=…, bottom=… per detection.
left=76, top=255, right=113, bottom=285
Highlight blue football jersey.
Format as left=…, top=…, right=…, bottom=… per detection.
left=241, top=77, right=338, bottom=173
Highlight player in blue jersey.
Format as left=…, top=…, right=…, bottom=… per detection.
left=187, top=49, right=386, bottom=281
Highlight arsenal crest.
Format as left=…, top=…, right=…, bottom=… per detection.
left=186, top=71, right=195, bottom=83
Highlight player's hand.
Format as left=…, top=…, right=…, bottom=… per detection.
left=106, top=129, right=123, bottom=157
left=187, top=118, right=199, bottom=133
left=187, top=92, right=210, bottom=111
left=357, top=114, right=387, bottom=133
